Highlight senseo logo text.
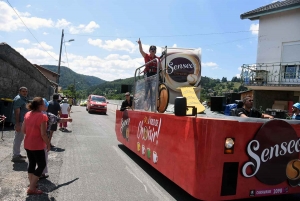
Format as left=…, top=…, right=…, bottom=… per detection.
left=242, top=120, right=300, bottom=186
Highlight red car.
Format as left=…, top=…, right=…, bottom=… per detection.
left=86, top=95, right=108, bottom=114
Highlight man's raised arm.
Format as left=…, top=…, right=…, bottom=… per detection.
left=137, top=38, right=146, bottom=58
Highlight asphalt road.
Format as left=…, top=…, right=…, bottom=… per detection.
left=1, top=104, right=300, bottom=201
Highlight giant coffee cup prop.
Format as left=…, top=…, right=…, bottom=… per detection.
left=161, top=49, right=201, bottom=93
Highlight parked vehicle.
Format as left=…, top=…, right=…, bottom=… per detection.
left=80, top=99, right=88, bottom=106
left=86, top=95, right=108, bottom=114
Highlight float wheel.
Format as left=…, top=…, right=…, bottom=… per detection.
left=157, top=83, right=169, bottom=113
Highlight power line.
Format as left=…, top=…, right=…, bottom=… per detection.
left=202, top=36, right=258, bottom=47
left=6, top=0, right=57, bottom=61
left=65, top=30, right=258, bottom=39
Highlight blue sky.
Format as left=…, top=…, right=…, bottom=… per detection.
left=0, top=0, right=276, bottom=81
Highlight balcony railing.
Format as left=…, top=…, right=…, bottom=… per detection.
left=241, top=62, right=300, bottom=86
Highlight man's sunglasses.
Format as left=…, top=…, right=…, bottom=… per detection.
left=150, top=48, right=156, bottom=51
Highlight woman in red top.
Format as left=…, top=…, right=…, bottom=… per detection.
left=21, top=97, right=49, bottom=195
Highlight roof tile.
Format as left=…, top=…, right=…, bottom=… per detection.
left=241, top=0, right=300, bottom=19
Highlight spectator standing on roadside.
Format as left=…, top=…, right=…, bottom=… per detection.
left=120, top=92, right=133, bottom=111
left=47, top=94, right=61, bottom=148
left=40, top=98, right=72, bottom=179
left=68, top=97, right=73, bottom=112
left=21, top=97, right=49, bottom=195
left=60, top=98, right=70, bottom=131
left=292, top=103, right=300, bottom=120
left=11, top=87, right=28, bottom=163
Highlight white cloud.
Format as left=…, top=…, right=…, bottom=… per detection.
left=237, top=44, right=243, bottom=49
left=56, top=19, right=100, bottom=34
left=202, top=62, right=219, bottom=69
left=65, top=42, right=72, bottom=46
left=33, top=42, right=53, bottom=50
left=43, top=32, right=49, bottom=35
left=250, top=23, right=259, bottom=35
left=13, top=46, right=145, bottom=81
left=69, top=21, right=99, bottom=34
left=206, top=49, right=213, bottom=52
left=236, top=74, right=241, bottom=78
left=23, top=17, right=53, bottom=29
left=26, top=5, right=31, bottom=8
left=68, top=53, right=143, bottom=81
left=105, top=54, right=131, bottom=60
left=88, top=38, right=136, bottom=53
left=0, top=1, right=53, bottom=31
left=172, top=44, right=177, bottom=48
left=55, top=19, right=71, bottom=28
left=87, top=38, right=163, bottom=56
left=120, top=55, right=131, bottom=60
left=15, top=47, right=58, bottom=65
left=105, top=54, right=120, bottom=60
left=18, top=39, right=30, bottom=44
left=84, top=21, right=99, bottom=33
left=0, top=2, right=98, bottom=34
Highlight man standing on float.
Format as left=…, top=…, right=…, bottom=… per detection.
left=137, top=38, right=160, bottom=111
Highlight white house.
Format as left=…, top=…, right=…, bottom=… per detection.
left=240, top=0, right=300, bottom=112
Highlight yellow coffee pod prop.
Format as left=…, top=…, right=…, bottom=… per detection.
left=179, top=87, right=205, bottom=113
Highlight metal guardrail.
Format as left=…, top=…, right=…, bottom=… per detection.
left=241, top=62, right=300, bottom=86
left=107, top=100, right=123, bottom=110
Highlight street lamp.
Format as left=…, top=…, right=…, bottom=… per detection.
left=56, top=29, right=74, bottom=92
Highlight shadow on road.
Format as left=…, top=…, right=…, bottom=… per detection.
left=90, top=113, right=108, bottom=116
left=12, top=161, right=28, bottom=171
left=25, top=194, right=53, bottom=201
left=51, top=147, right=65, bottom=152
left=63, top=130, right=72, bottom=133
left=49, top=177, right=79, bottom=191
left=24, top=178, right=79, bottom=201
left=117, top=144, right=200, bottom=201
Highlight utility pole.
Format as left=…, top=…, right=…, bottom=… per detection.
left=74, top=78, right=76, bottom=99
left=56, top=29, right=64, bottom=92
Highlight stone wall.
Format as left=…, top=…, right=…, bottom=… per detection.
left=0, top=43, right=54, bottom=100
left=253, top=90, right=298, bottom=111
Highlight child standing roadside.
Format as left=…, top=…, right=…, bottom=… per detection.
left=60, top=98, right=70, bottom=131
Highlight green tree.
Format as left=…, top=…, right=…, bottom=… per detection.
left=231, top=76, right=237, bottom=82
left=238, top=85, right=248, bottom=92
left=221, top=77, right=227, bottom=82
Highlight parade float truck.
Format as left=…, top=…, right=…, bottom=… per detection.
left=115, top=47, right=300, bottom=200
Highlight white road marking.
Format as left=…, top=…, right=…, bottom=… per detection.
left=113, top=145, right=170, bottom=201
left=125, top=166, right=148, bottom=193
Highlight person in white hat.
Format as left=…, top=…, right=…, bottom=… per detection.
left=59, top=98, right=70, bottom=131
